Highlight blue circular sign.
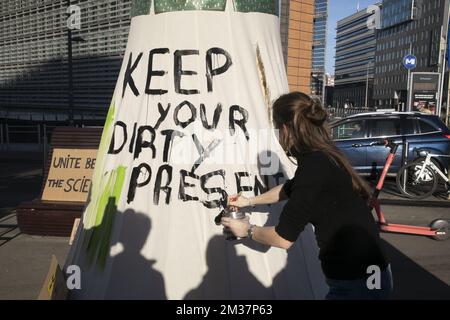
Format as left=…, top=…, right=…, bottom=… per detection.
left=403, top=55, right=417, bottom=70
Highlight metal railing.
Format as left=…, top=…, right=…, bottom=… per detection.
left=327, top=107, right=376, bottom=121
left=0, top=119, right=105, bottom=150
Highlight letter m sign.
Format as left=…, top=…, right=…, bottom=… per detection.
left=403, top=55, right=417, bottom=70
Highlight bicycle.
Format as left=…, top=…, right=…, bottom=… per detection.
left=371, top=140, right=449, bottom=241
left=396, top=151, right=450, bottom=200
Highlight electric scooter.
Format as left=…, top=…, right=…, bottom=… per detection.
left=370, top=140, right=450, bottom=241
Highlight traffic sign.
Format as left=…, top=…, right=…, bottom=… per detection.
left=403, top=54, right=417, bottom=70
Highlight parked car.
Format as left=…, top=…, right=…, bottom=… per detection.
left=331, top=112, right=450, bottom=176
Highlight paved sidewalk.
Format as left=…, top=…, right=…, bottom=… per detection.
left=0, top=213, right=70, bottom=300
left=378, top=180, right=450, bottom=208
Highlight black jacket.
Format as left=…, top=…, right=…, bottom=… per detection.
left=275, top=150, right=388, bottom=280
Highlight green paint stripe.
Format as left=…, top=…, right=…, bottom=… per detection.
left=95, top=174, right=114, bottom=227
left=97, top=167, right=127, bottom=270
left=83, top=166, right=128, bottom=270
left=112, top=167, right=127, bottom=200
left=104, top=98, right=116, bottom=132
left=84, top=98, right=115, bottom=230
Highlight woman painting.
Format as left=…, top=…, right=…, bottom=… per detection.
left=222, top=92, right=393, bottom=300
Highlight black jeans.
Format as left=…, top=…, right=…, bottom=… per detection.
left=325, top=265, right=393, bottom=300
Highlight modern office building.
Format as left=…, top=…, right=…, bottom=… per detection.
left=311, top=0, right=328, bottom=98
left=373, top=0, right=450, bottom=110
left=333, top=3, right=380, bottom=108
left=280, top=0, right=315, bottom=93
left=0, top=0, right=134, bottom=122
left=0, top=0, right=314, bottom=122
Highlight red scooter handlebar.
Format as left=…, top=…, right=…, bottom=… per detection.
left=371, top=139, right=398, bottom=200
left=370, top=139, right=398, bottom=153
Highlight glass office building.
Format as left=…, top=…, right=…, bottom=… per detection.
left=0, top=0, right=135, bottom=122
left=311, top=0, right=328, bottom=97
left=333, top=4, right=380, bottom=108
left=373, top=0, right=449, bottom=109
left=381, top=0, right=414, bottom=29
left=1, top=0, right=315, bottom=122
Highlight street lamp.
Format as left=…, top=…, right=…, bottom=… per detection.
left=406, top=43, right=413, bottom=112
left=67, top=0, right=85, bottom=127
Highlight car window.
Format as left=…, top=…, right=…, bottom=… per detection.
left=370, top=119, right=402, bottom=137
left=403, top=119, right=416, bottom=135
left=332, top=120, right=367, bottom=140
left=418, top=120, right=438, bottom=133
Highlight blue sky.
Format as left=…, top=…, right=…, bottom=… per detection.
left=326, top=0, right=379, bottom=74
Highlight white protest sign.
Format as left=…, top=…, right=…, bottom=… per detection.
left=67, top=1, right=327, bottom=300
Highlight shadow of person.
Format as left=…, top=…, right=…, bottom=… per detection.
left=184, top=235, right=272, bottom=300
left=105, top=209, right=167, bottom=300
left=381, top=238, right=450, bottom=299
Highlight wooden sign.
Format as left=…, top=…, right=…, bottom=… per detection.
left=37, top=255, right=68, bottom=300
left=42, top=149, right=97, bottom=202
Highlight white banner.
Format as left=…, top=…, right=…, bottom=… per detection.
left=67, top=3, right=327, bottom=300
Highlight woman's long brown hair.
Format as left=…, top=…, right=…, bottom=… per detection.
left=272, top=92, right=371, bottom=199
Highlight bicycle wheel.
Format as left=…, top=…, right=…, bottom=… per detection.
left=396, top=160, right=438, bottom=199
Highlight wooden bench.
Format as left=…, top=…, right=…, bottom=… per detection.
left=16, top=127, right=102, bottom=237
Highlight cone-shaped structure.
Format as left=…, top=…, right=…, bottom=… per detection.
left=67, top=0, right=328, bottom=299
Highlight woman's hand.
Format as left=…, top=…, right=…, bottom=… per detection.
left=226, top=185, right=286, bottom=211
left=227, top=193, right=252, bottom=212
left=221, top=216, right=251, bottom=238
